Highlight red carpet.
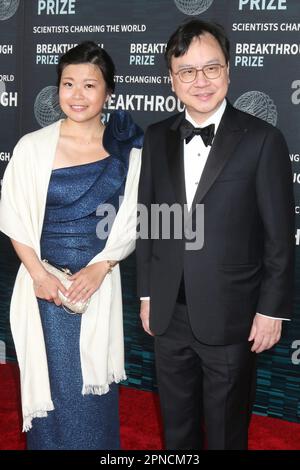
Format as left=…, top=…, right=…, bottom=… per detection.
left=0, top=363, right=299, bottom=450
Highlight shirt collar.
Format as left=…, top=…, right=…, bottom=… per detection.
left=185, top=99, right=227, bottom=133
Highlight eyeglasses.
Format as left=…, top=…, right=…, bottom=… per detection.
left=174, top=64, right=226, bottom=83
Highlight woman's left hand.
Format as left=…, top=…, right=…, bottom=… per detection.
left=66, top=262, right=109, bottom=303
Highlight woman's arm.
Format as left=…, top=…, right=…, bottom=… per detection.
left=11, top=239, right=67, bottom=305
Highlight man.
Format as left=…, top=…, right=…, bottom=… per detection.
left=136, top=19, right=294, bottom=450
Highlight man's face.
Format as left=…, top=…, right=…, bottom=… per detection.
left=170, top=32, right=229, bottom=125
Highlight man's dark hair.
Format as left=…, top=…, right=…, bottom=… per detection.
left=57, top=41, right=115, bottom=93
left=165, top=19, right=230, bottom=70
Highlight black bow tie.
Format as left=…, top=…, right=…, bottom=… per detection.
left=180, top=120, right=215, bottom=146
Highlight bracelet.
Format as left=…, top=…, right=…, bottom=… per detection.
left=107, top=260, right=116, bottom=274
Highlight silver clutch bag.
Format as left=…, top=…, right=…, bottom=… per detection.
left=41, top=259, right=90, bottom=314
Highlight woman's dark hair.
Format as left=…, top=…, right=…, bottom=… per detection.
left=165, top=19, right=230, bottom=70
left=57, top=41, right=115, bottom=93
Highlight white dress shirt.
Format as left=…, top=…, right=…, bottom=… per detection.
left=184, top=99, right=226, bottom=210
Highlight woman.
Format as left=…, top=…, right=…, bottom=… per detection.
left=0, top=41, right=143, bottom=449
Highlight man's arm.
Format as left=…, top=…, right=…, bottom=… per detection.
left=249, top=127, right=295, bottom=352
left=136, top=127, right=154, bottom=298
left=136, top=128, right=154, bottom=335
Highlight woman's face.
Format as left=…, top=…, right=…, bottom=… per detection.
left=59, top=63, right=108, bottom=124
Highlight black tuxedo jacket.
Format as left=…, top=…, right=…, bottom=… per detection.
left=136, top=102, right=295, bottom=345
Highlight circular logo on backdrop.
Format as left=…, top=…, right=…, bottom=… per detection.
left=234, top=91, right=278, bottom=126
left=34, top=86, right=65, bottom=128
left=0, top=0, right=20, bottom=21
left=174, top=0, right=214, bottom=16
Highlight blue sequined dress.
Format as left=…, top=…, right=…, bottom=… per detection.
left=26, top=112, right=143, bottom=450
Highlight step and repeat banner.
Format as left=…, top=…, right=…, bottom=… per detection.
left=0, top=0, right=299, bottom=423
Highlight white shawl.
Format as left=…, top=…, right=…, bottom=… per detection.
left=0, top=120, right=141, bottom=431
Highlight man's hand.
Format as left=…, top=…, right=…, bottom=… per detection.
left=248, top=314, right=282, bottom=353
left=140, top=299, right=153, bottom=336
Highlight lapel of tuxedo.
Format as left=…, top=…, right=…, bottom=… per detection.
left=189, top=103, right=246, bottom=215
left=166, top=112, right=187, bottom=206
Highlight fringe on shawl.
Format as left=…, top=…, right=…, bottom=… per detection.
left=82, top=372, right=127, bottom=396
left=23, top=401, right=55, bottom=432
left=22, top=373, right=127, bottom=431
